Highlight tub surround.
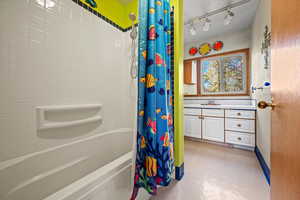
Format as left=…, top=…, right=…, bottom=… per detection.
left=0, top=0, right=137, bottom=199
left=0, top=129, right=133, bottom=200
left=45, top=152, right=133, bottom=200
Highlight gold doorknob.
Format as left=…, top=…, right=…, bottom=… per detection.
left=258, top=101, right=276, bottom=110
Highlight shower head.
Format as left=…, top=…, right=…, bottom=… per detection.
left=129, top=13, right=136, bottom=22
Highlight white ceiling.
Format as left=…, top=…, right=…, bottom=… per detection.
left=184, top=0, right=260, bottom=43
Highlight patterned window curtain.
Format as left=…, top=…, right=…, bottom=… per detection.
left=131, top=0, right=174, bottom=199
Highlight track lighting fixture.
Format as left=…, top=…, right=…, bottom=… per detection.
left=184, top=0, right=251, bottom=33
left=224, top=9, right=234, bottom=25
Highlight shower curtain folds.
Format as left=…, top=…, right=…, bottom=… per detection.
left=131, top=0, right=174, bottom=199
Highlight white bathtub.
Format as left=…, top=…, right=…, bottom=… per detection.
left=44, top=152, right=151, bottom=200
left=0, top=128, right=146, bottom=200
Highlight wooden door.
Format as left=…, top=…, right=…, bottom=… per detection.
left=271, top=0, right=300, bottom=199
left=184, top=115, right=202, bottom=138
left=202, top=117, right=224, bottom=142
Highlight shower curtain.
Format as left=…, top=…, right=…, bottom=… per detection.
left=131, top=0, right=174, bottom=199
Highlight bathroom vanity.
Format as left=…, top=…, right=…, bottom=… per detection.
left=184, top=104, right=256, bottom=150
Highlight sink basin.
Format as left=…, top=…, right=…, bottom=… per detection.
left=184, top=104, right=257, bottom=110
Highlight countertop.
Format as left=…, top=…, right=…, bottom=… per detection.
left=184, top=104, right=257, bottom=110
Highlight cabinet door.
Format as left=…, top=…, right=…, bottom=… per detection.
left=184, top=60, right=192, bottom=84
left=184, top=115, right=202, bottom=138
left=202, top=117, right=224, bottom=142
left=184, top=60, right=197, bottom=85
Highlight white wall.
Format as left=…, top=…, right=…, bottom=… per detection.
left=251, top=0, right=272, bottom=168
left=0, top=0, right=135, bottom=165
left=184, top=28, right=252, bottom=98
left=184, top=28, right=252, bottom=60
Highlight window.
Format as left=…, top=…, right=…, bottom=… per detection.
left=184, top=49, right=250, bottom=96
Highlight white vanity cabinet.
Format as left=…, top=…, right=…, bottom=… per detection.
left=225, top=110, right=256, bottom=148
left=184, top=108, right=202, bottom=138
left=202, top=116, right=224, bottom=142
left=184, top=115, right=202, bottom=138
left=184, top=108, right=225, bottom=142
left=184, top=107, right=256, bottom=150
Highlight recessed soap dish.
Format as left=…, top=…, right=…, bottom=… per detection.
left=36, top=104, right=102, bottom=131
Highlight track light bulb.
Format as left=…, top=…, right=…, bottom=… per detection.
left=202, top=18, right=211, bottom=32
left=190, top=25, right=197, bottom=36
left=224, top=9, right=234, bottom=25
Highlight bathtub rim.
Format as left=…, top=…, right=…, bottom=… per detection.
left=44, top=151, right=133, bottom=200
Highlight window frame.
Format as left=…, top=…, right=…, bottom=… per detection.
left=184, top=48, right=250, bottom=97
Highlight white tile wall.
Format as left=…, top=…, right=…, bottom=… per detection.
left=0, top=0, right=137, bottom=199
left=0, top=0, right=136, bottom=163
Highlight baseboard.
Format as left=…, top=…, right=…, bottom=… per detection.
left=255, top=147, right=270, bottom=185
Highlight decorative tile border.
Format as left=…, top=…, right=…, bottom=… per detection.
left=123, top=24, right=138, bottom=32
left=175, top=163, right=184, bottom=181
left=71, top=0, right=137, bottom=32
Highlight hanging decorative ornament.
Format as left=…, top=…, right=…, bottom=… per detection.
left=261, top=25, right=271, bottom=69
left=213, top=41, right=224, bottom=51
left=199, top=43, right=212, bottom=56
left=189, top=47, right=198, bottom=56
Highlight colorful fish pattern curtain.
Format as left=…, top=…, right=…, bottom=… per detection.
left=131, top=0, right=174, bottom=199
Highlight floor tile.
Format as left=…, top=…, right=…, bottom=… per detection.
left=151, top=140, right=270, bottom=200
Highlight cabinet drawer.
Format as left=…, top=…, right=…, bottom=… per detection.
left=184, top=108, right=201, bottom=116
left=225, top=131, right=255, bottom=147
left=202, top=109, right=224, bottom=117
left=225, top=118, right=255, bottom=133
left=225, top=110, right=255, bottom=119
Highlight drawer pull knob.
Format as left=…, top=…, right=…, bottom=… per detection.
left=237, top=124, right=242, bottom=127
left=238, top=137, right=242, bottom=141
left=237, top=113, right=241, bottom=116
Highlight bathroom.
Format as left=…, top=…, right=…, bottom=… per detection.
left=0, top=0, right=299, bottom=200
left=157, top=0, right=272, bottom=198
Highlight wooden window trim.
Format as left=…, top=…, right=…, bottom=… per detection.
left=184, top=48, right=250, bottom=97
